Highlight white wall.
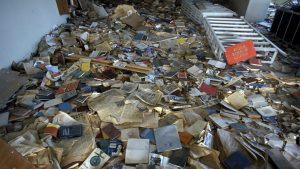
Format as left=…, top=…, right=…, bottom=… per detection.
left=245, top=0, right=271, bottom=22
left=227, top=0, right=271, bottom=22
left=0, top=0, right=68, bottom=69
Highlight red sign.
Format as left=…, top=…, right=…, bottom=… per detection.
left=225, top=40, right=256, bottom=65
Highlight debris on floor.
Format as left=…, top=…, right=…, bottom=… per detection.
left=0, top=0, right=299, bottom=169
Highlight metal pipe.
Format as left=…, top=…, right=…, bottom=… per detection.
left=207, top=18, right=243, bottom=21
left=210, top=24, right=250, bottom=28
left=208, top=20, right=245, bottom=24
left=291, top=22, right=300, bottom=45
left=212, top=28, right=253, bottom=31
left=215, top=31, right=259, bottom=36
left=218, top=36, right=265, bottom=40
left=282, top=12, right=293, bottom=42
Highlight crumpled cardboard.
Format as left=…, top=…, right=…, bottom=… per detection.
left=189, top=145, right=222, bottom=169
left=121, top=13, right=145, bottom=30
left=55, top=112, right=99, bottom=167
left=111, top=5, right=138, bottom=20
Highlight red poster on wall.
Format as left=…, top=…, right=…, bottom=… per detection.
left=225, top=40, right=256, bottom=65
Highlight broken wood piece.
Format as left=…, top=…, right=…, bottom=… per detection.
left=65, top=56, right=152, bottom=74
left=0, top=139, right=37, bottom=169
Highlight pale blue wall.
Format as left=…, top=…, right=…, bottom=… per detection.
left=227, top=0, right=271, bottom=22
left=0, top=0, right=68, bottom=69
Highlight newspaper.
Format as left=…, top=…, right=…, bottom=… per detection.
left=162, top=83, right=180, bottom=95
left=138, top=83, right=157, bottom=90
left=121, top=82, right=139, bottom=93
left=120, top=100, right=144, bottom=124
left=88, top=89, right=126, bottom=124
left=115, top=111, right=160, bottom=129
left=135, top=89, right=163, bottom=106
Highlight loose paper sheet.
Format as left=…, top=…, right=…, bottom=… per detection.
left=125, top=139, right=150, bottom=164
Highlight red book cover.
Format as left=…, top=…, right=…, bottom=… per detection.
left=44, top=127, right=59, bottom=137
left=177, top=71, right=187, bottom=80
left=225, top=40, right=256, bottom=65
left=292, top=92, right=300, bottom=98
left=178, top=132, right=193, bottom=144
left=102, top=123, right=121, bottom=139
left=56, top=80, right=79, bottom=94
left=249, top=58, right=262, bottom=66
left=198, top=83, right=217, bottom=96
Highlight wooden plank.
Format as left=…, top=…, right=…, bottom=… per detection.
left=65, top=56, right=152, bottom=74
left=56, top=0, right=69, bottom=15
left=0, top=139, right=36, bottom=169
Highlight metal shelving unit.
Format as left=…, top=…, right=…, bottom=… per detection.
left=182, top=0, right=287, bottom=64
